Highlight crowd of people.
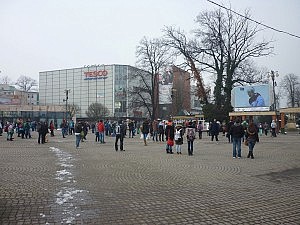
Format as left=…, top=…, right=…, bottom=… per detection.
left=0, top=117, right=286, bottom=159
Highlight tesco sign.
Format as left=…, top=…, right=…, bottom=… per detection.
left=84, top=70, right=108, bottom=80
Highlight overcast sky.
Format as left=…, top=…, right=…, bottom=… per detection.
left=0, top=0, right=299, bottom=85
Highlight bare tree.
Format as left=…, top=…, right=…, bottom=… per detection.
left=280, top=73, right=300, bottom=107
left=295, top=86, right=300, bottom=107
left=195, top=9, right=273, bottom=109
left=132, top=37, right=174, bottom=120
left=164, top=8, right=273, bottom=119
left=163, top=26, right=210, bottom=104
left=233, top=59, right=269, bottom=86
left=0, top=75, right=12, bottom=85
left=15, top=75, right=38, bottom=92
left=86, top=103, right=109, bottom=122
left=67, top=104, right=81, bottom=120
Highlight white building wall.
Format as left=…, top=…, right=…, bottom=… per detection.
left=39, top=64, right=148, bottom=119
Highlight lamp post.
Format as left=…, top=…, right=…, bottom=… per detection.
left=268, top=70, right=279, bottom=134
left=63, top=89, right=71, bottom=121
left=171, top=88, right=177, bottom=116
left=268, top=70, right=279, bottom=111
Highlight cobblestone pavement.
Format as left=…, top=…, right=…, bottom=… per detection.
left=0, top=131, right=299, bottom=224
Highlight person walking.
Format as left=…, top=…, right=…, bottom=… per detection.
left=37, top=122, right=42, bottom=144
left=258, top=123, right=263, bottom=136
left=245, top=121, right=259, bottom=159
left=49, top=120, right=55, bottom=137
left=271, top=120, right=277, bottom=137
left=24, top=119, right=32, bottom=139
left=229, top=119, right=245, bottom=159
left=263, top=122, right=269, bottom=136
left=210, top=119, right=220, bottom=142
left=69, top=120, right=75, bottom=135
left=61, top=119, right=67, bottom=138
left=115, top=120, right=125, bottom=151
left=142, top=119, right=150, bottom=146
left=186, top=121, right=196, bottom=156
left=6, top=122, right=14, bottom=141
left=197, top=121, right=203, bottom=139
left=226, top=120, right=234, bottom=143
left=75, top=122, right=83, bottom=149
left=174, top=124, right=184, bottom=154
left=98, top=119, right=105, bottom=143
left=165, top=119, right=175, bottom=154
left=152, top=119, right=159, bottom=142
left=128, top=120, right=135, bottom=138
left=41, top=121, right=48, bottom=144
left=95, top=121, right=100, bottom=142
left=158, top=120, right=165, bottom=142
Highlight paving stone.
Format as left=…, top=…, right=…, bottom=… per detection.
left=0, top=131, right=299, bottom=224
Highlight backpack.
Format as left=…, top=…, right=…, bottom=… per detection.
left=116, top=125, right=121, bottom=134
left=174, top=129, right=181, bottom=141
left=188, top=128, right=195, bottom=141
left=4, top=125, right=8, bottom=132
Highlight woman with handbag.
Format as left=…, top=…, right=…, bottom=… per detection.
left=165, top=119, right=175, bottom=154
left=245, top=121, right=259, bottom=159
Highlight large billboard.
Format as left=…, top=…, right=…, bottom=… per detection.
left=232, top=84, right=272, bottom=112
left=159, top=70, right=173, bottom=104
left=0, top=96, right=21, bottom=105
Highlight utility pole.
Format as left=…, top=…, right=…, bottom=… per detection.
left=63, top=89, right=71, bottom=121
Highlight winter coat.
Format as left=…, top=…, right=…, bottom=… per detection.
left=165, top=123, right=175, bottom=140
left=210, top=122, right=220, bottom=135
left=142, top=121, right=150, bottom=134
left=230, top=123, right=245, bottom=138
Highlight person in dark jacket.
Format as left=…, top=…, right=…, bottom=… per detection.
left=226, top=120, right=234, bottom=143
left=158, top=120, right=165, bottom=142
left=165, top=119, right=175, bottom=154
left=141, top=119, right=150, bottom=146
left=75, top=122, right=83, bottom=148
left=210, top=119, right=220, bottom=141
left=245, top=121, right=259, bottom=159
left=37, top=122, right=42, bottom=144
left=229, top=119, right=245, bottom=158
left=186, top=122, right=196, bottom=156
left=40, top=121, right=48, bottom=144
left=115, top=120, right=125, bottom=151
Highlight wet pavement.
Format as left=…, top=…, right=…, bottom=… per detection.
left=0, top=131, right=299, bottom=224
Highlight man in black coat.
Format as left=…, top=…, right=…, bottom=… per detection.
left=210, top=119, right=220, bottom=141
left=115, top=120, right=125, bottom=151
left=229, top=119, right=245, bottom=159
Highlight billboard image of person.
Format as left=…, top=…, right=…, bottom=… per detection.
left=247, top=87, right=265, bottom=107
left=232, top=84, right=271, bottom=111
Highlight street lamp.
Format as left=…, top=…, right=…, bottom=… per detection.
left=267, top=70, right=279, bottom=111
left=63, top=89, right=71, bottom=121
left=171, top=88, right=177, bottom=116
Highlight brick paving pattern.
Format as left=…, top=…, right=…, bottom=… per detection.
left=0, top=131, right=299, bottom=224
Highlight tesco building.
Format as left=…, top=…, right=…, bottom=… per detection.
left=39, top=64, right=147, bottom=120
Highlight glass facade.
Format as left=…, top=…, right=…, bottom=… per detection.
left=39, top=64, right=146, bottom=119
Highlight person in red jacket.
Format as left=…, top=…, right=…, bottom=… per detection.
left=97, top=119, right=105, bottom=143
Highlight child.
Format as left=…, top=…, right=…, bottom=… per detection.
left=174, top=124, right=184, bottom=154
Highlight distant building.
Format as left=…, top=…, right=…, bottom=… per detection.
left=0, top=84, right=50, bottom=121
left=39, top=64, right=150, bottom=119
left=158, top=66, right=192, bottom=119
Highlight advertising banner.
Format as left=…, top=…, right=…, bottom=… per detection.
left=232, top=84, right=271, bottom=111
left=159, top=70, right=173, bottom=104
